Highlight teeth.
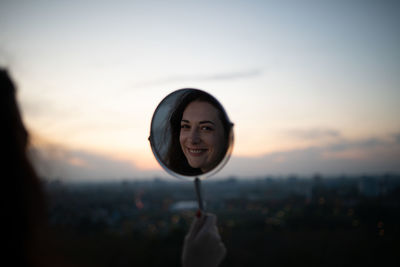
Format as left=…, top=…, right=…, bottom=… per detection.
left=189, top=149, right=204, bottom=153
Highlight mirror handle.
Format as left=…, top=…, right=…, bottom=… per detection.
left=194, top=177, right=204, bottom=211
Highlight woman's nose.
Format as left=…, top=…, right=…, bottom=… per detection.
left=189, top=129, right=201, bottom=144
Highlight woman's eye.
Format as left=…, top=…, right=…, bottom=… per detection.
left=181, top=124, right=190, bottom=129
left=201, top=126, right=214, bottom=131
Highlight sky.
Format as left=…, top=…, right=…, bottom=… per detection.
left=1, top=0, right=399, bottom=181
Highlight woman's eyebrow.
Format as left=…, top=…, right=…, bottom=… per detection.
left=199, top=120, right=215, bottom=125
left=181, top=119, right=215, bottom=125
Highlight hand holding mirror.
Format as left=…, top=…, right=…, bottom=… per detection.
left=149, top=88, right=234, bottom=210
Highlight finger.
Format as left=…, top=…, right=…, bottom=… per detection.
left=192, top=213, right=207, bottom=238
left=220, top=242, right=227, bottom=256
left=217, top=242, right=227, bottom=262
left=196, top=213, right=216, bottom=238
left=212, top=224, right=221, bottom=238
left=186, top=217, right=198, bottom=241
left=187, top=214, right=206, bottom=240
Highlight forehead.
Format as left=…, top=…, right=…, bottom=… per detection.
left=182, top=101, right=220, bottom=122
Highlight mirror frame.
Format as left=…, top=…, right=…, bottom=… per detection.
left=149, top=88, right=234, bottom=180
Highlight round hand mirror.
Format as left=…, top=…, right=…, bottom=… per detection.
left=149, top=88, right=234, bottom=209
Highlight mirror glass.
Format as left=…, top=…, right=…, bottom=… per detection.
left=149, top=88, right=234, bottom=180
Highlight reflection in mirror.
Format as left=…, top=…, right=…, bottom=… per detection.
left=149, top=88, right=233, bottom=179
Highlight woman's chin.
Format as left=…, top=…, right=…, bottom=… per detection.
left=187, top=157, right=216, bottom=173
left=188, top=160, right=205, bottom=170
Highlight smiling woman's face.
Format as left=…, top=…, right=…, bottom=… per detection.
left=179, top=100, right=225, bottom=173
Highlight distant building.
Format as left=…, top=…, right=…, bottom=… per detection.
left=358, top=176, right=379, bottom=197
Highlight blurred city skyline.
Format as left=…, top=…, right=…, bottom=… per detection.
left=1, top=0, right=399, bottom=181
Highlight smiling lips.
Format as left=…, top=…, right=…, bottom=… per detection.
left=186, top=147, right=208, bottom=156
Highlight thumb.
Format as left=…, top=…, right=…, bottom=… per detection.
left=186, top=213, right=207, bottom=241
left=196, top=213, right=218, bottom=239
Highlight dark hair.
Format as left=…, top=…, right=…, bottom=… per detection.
left=166, top=89, right=232, bottom=176
left=1, top=69, right=47, bottom=266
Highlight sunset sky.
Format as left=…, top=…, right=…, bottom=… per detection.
left=1, top=0, right=399, bottom=181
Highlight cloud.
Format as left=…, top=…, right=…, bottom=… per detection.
left=285, top=128, right=341, bottom=140
left=394, top=133, right=400, bottom=144
left=133, top=69, right=264, bottom=87
left=218, top=135, right=400, bottom=178
left=198, top=69, right=264, bottom=81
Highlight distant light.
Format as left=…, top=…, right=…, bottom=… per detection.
left=170, top=201, right=197, bottom=211
left=135, top=199, right=144, bottom=209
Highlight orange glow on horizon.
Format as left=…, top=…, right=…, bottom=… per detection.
left=109, top=152, right=162, bottom=171
left=28, top=132, right=161, bottom=170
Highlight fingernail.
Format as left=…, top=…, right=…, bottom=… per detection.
left=196, top=209, right=202, bottom=218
